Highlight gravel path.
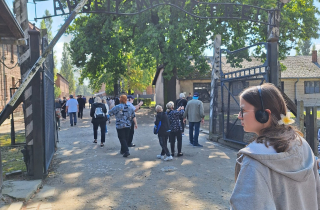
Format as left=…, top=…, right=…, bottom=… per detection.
left=26, top=108, right=237, bottom=210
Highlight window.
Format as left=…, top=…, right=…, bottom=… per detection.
left=305, top=81, right=320, bottom=94
left=232, top=81, right=249, bottom=96
left=193, top=83, right=211, bottom=102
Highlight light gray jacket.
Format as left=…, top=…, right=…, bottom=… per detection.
left=183, top=99, right=205, bottom=122
left=230, top=137, right=320, bottom=210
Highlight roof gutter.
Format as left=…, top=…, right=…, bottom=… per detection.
left=294, top=78, right=299, bottom=104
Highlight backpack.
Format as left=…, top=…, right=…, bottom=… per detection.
left=154, top=113, right=164, bottom=134
left=55, top=108, right=61, bottom=118
left=154, top=120, right=161, bottom=135
left=94, top=107, right=105, bottom=118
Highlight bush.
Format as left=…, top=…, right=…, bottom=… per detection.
left=133, top=98, right=152, bottom=107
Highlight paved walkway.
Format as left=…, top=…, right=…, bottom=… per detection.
left=23, top=108, right=237, bottom=210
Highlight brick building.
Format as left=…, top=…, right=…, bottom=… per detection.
left=0, top=0, right=24, bottom=112
left=56, top=73, right=69, bottom=98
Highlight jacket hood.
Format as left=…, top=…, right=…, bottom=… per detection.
left=239, top=137, right=315, bottom=182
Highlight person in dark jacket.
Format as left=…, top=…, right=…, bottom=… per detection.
left=166, top=101, right=184, bottom=157
left=90, top=97, right=107, bottom=147
left=154, top=105, right=172, bottom=161
left=77, top=95, right=85, bottom=119
left=175, top=93, right=188, bottom=136
left=55, top=99, right=62, bottom=130
left=61, top=97, right=67, bottom=119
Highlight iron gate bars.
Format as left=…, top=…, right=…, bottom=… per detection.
left=220, top=42, right=270, bottom=145
left=36, top=0, right=279, bottom=27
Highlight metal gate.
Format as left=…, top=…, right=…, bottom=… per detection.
left=42, top=37, right=56, bottom=173
left=220, top=43, right=270, bottom=145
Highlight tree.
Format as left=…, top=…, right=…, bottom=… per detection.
left=75, top=84, right=92, bottom=96
left=296, top=39, right=312, bottom=55
left=40, top=10, right=61, bottom=97
left=60, top=43, right=76, bottom=93
left=68, top=0, right=320, bottom=102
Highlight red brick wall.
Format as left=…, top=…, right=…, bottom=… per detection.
left=0, top=44, right=22, bottom=112
left=56, top=73, right=69, bottom=98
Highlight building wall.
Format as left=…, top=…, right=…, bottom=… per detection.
left=56, top=74, right=69, bottom=98
left=155, top=68, right=164, bottom=106
left=282, top=78, right=320, bottom=107
left=0, top=44, right=22, bottom=112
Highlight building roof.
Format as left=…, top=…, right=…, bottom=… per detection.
left=28, top=22, right=41, bottom=32
left=153, top=55, right=320, bottom=84
left=57, top=73, right=69, bottom=84
left=0, top=0, right=24, bottom=39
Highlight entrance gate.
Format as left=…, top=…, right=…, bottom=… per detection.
left=219, top=43, right=270, bottom=145
left=42, top=37, right=56, bottom=173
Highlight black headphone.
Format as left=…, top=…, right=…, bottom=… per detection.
left=255, top=86, right=269, bottom=124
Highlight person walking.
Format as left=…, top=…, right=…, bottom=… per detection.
left=230, top=83, right=320, bottom=210
left=175, top=93, right=188, bottom=136
left=89, top=96, right=94, bottom=109
left=66, top=95, right=79, bottom=126
left=154, top=105, right=172, bottom=161
left=77, top=95, right=85, bottom=119
left=126, top=95, right=143, bottom=147
left=61, top=97, right=67, bottom=119
left=183, top=92, right=205, bottom=147
left=166, top=101, right=184, bottom=157
left=102, top=98, right=110, bottom=134
left=90, top=97, right=107, bottom=147
left=55, top=99, right=62, bottom=130
left=109, top=95, right=137, bottom=157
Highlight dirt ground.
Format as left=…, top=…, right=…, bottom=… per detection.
left=25, top=108, right=237, bottom=210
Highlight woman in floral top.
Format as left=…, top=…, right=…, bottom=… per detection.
left=166, top=101, right=184, bottom=157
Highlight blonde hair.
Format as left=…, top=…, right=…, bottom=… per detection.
left=166, top=101, right=174, bottom=112
left=102, top=99, right=106, bottom=104
left=155, top=105, right=163, bottom=112
left=94, top=97, right=102, bottom=103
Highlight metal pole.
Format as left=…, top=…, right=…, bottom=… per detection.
left=10, top=88, right=15, bottom=145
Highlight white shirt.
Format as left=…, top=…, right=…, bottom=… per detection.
left=66, top=98, right=78, bottom=113
left=104, top=103, right=109, bottom=115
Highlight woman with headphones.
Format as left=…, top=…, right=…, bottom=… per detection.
left=230, top=83, right=320, bottom=210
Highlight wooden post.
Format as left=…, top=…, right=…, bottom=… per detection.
left=305, top=107, right=318, bottom=155
left=296, top=100, right=304, bottom=134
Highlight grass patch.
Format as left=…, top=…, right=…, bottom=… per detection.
left=204, top=115, right=210, bottom=120
left=0, top=134, right=26, bottom=177
left=1, top=146, right=26, bottom=177
left=0, top=134, right=25, bottom=147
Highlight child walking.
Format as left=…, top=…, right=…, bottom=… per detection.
left=154, top=105, right=172, bottom=161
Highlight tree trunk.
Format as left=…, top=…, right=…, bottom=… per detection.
left=113, top=81, right=119, bottom=96
left=163, top=68, right=177, bottom=105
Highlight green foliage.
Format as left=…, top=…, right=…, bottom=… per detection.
left=60, top=43, right=76, bottom=93
left=66, top=0, right=320, bottom=93
left=75, top=84, right=92, bottom=96
left=296, top=39, right=312, bottom=55
left=133, top=98, right=152, bottom=107
left=54, top=86, right=61, bottom=98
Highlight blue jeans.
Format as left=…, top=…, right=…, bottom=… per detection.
left=69, top=112, right=77, bottom=125
left=189, top=121, right=200, bottom=145
left=105, top=124, right=108, bottom=133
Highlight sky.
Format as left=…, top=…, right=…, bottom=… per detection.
left=5, top=0, right=320, bottom=72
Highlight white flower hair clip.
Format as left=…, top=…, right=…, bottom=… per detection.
left=278, top=113, right=295, bottom=125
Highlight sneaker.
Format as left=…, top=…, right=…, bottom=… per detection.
left=128, top=143, right=135, bottom=147
left=182, top=133, right=185, bottom=136
left=177, top=153, right=183, bottom=157
left=171, top=153, right=175, bottom=157
left=74, top=123, right=76, bottom=125
left=71, top=124, right=73, bottom=126
left=120, top=150, right=124, bottom=155
left=164, top=156, right=173, bottom=161
left=188, top=143, right=193, bottom=146
left=156, top=155, right=164, bottom=159
left=193, top=144, right=203, bottom=147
